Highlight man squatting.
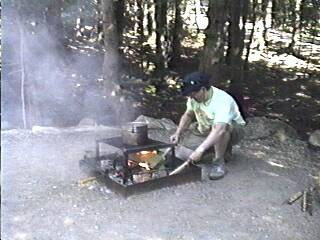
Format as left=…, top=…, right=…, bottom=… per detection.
left=170, top=72, right=246, bottom=180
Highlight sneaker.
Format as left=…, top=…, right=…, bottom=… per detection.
left=209, top=158, right=227, bottom=180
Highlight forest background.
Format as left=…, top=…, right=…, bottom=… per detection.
left=2, top=0, right=320, bottom=139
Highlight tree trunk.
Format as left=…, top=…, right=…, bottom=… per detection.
left=154, top=0, right=167, bottom=73
left=137, top=0, right=145, bottom=39
left=238, top=0, right=249, bottom=59
left=96, top=0, right=104, bottom=44
left=227, top=0, right=245, bottom=109
left=137, top=0, right=145, bottom=69
left=102, top=0, right=123, bottom=121
left=244, top=0, right=257, bottom=70
left=288, top=0, right=302, bottom=51
left=102, top=0, right=120, bottom=92
left=76, top=0, right=85, bottom=39
left=115, top=0, right=125, bottom=44
left=271, top=0, right=277, bottom=28
left=226, top=0, right=241, bottom=67
left=168, top=0, right=182, bottom=69
left=147, top=0, right=154, bottom=36
left=261, top=0, right=269, bottom=47
left=200, top=0, right=228, bottom=73
left=44, top=0, right=66, bottom=56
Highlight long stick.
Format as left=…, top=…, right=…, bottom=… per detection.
left=169, top=159, right=192, bottom=175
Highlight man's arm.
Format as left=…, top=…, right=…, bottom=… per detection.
left=188, top=123, right=229, bottom=162
left=170, top=110, right=195, bottom=144
left=196, top=123, right=229, bottom=152
left=176, top=110, right=195, bottom=136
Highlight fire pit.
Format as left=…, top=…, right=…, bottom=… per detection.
left=79, top=126, right=202, bottom=197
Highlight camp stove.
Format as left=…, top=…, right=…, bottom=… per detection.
left=79, top=124, right=201, bottom=197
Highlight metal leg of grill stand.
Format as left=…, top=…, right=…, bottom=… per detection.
left=172, top=146, right=176, bottom=164
left=95, top=140, right=100, bottom=161
left=165, top=146, right=176, bottom=176
left=122, top=150, right=134, bottom=185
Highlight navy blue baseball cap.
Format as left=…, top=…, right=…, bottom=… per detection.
left=181, top=71, right=210, bottom=96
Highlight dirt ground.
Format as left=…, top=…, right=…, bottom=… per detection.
left=1, top=121, right=320, bottom=240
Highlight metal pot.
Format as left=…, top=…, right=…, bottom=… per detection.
left=122, top=122, right=148, bottom=146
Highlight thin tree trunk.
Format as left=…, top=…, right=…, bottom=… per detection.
left=96, top=0, right=104, bottom=44
left=76, top=0, right=85, bottom=39
left=303, top=33, right=315, bottom=78
left=15, top=0, right=44, bottom=128
left=288, top=0, right=302, bottom=51
left=137, top=0, right=144, bottom=38
left=271, top=0, right=277, bottom=28
left=297, top=0, right=307, bottom=54
left=155, top=0, right=167, bottom=73
left=238, top=0, right=249, bottom=59
left=244, top=0, right=257, bottom=70
left=168, top=0, right=182, bottom=69
left=137, top=0, right=145, bottom=69
left=261, top=0, right=269, bottom=47
left=146, top=0, right=154, bottom=36
left=226, top=0, right=241, bottom=67
left=18, top=21, right=27, bottom=128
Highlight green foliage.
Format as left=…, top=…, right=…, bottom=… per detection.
left=144, top=85, right=157, bottom=96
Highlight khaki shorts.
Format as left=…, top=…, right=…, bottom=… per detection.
left=185, top=124, right=245, bottom=154
left=230, top=124, right=245, bottom=145
left=190, top=124, right=245, bottom=146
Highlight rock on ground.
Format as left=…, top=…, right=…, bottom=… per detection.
left=309, top=130, right=320, bottom=147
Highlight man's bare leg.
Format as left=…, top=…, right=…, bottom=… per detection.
left=214, top=129, right=232, bottom=159
left=209, top=128, right=232, bottom=180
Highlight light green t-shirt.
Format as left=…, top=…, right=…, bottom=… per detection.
left=186, top=86, right=246, bottom=133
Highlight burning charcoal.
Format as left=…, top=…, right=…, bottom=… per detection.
left=133, top=173, right=152, bottom=183
left=138, top=162, right=151, bottom=170
left=129, top=151, right=165, bottom=169
left=97, top=135, right=202, bottom=196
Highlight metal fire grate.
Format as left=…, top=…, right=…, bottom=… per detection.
left=79, top=137, right=202, bottom=197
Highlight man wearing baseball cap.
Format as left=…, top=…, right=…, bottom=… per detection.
left=170, top=71, right=246, bottom=180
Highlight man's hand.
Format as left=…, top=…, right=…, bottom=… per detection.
left=170, top=132, right=180, bottom=144
left=170, top=111, right=194, bottom=144
left=188, top=148, right=204, bottom=163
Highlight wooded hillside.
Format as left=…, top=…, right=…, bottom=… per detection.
left=2, top=0, right=320, bottom=138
